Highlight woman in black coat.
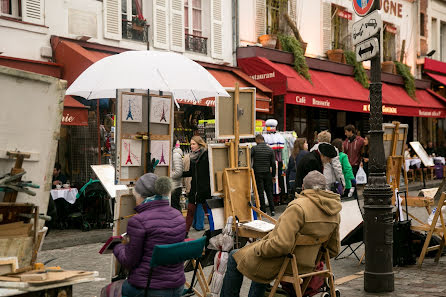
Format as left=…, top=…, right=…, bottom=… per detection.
left=286, top=138, right=308, bottom=195
left=183, top=135, right=211, bottom=234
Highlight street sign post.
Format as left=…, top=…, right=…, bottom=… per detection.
left=353, top=0, right=376, bottom=17
left=352, top=10, right=382, bottom=45
left=355, top=37, right=379, bottom=62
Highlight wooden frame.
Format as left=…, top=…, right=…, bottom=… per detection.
left=410, top=141, right=435, bottom=167
left=208, top=143, right=250, bottom=196
left=215, top=88, right=256, bottom=140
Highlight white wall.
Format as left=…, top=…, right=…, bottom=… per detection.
left=0, top=0, right=233, bottom=65
left=427, top=0, right=446, bottom=62
left=0, top=66, right=66, bottom=214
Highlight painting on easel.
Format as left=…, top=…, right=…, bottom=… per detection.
left=150, top=96, right=171, bottom=125
left=121, top=94, right=143, bottom=123
left=150, top=140, right=170, bottom=167
left=121, top=139, right=142, bottom=167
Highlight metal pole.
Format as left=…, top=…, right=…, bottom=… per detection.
left=97, top=99, right=101, bottom=165
left=363, top=1, right=394, bottom=293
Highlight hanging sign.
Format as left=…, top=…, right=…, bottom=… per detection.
left=352, top=10, right=382, bottom=45
left=353, top=0, right=376, bottom=17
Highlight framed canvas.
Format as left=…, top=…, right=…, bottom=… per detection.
left=150, top=140, right=170, bottom=167
left=121, top=139, right=142, bottom=167
left=150, top=96, right=171, bottom=125
left=215, top=88, right=256, bottom=139
left=410, top=141, right=434, bottom=167
left=121, top=94, right=143, bottom=122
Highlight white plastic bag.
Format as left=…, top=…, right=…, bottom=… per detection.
left=356, top=166, right=367, bottom=185
left=427, top=206, right=446, bottom=227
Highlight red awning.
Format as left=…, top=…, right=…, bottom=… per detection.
left=62, top=96, right=89, bottom=126
left=425, top=58, right=446, bottom=75
left=238, top=56, right=446, bottom=118
left=177, top=63, right=273, bottom=113
left=426, top=72, right=446, bottom=86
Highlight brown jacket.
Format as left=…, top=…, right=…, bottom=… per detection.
left=233, top=189, right=341, bottom=284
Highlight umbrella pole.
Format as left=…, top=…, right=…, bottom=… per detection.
left=146, top=89, right=151, bottom=173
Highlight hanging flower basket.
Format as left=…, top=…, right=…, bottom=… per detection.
left=326, top=49, right=346, bottom=63
left=132, top=23, right=144, bottom=31
left=132, top=16, right=146, bottom=32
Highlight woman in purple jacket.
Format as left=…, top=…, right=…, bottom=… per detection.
left=113, top=174, right=186, bottom=297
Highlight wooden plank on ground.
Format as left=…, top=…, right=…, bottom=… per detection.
left=335, top=271, right=364, bottom=285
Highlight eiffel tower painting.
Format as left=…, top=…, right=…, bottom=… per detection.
left=121, top=139, right=142, bottom=167
left=126, top=99, right=134, bottom=121
left=160, top=102, right=167, bottom=122
left=159, top=144, right=166, bottom=164
left=125, top=142, right=133, bottom=165
left=150, top=140, right=169, bottom=166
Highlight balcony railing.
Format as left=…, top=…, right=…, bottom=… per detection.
left=185, top=34, right=208, bottom=55
left=122, top=20, right=149, bottom=43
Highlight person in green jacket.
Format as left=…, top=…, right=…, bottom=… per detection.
left=332, top=139, right=355, bottom=196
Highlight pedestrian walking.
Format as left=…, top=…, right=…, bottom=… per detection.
left=286, top=138, right=308, bottom=196
left=182, top=136, right=210, bottom=236
left=109, top=174, right=186, bottom=297
left=343, top=124, right=365, bottom=176
left=170, top=140, right=183, bottom=212
left=251, top=134, right=276, bottom=216
left=295, top=143, right=338, bottom=193
left=310, top=131, right=345, bottom=194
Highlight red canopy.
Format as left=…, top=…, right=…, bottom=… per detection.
left=62, top=96, right=89, bottom=126
left=426, top=72, right=446, bottom=86
left=237, top=56, right=446, bottom=118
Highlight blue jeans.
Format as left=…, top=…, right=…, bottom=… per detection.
left=220, top=250, right=267, bottom=297
left=122, top=280, right=184, bottom=297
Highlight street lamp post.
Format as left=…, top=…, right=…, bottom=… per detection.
left=362, top=2, right=395, bottom=293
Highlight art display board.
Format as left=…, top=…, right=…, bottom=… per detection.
left=115, top=90, right=173, bottom=184
left=208, top=143, right=251, bottom=196
left=91, top=165, right=128, bottom=198
left=339, top=199, right=363, bottom=241
left=410, top=141, right=435, bottom=167
left=383, top=122, right=408, bottom=160
left=215, top=88, right=256, bottom=139
left=223, top=168, right=253, bottom=222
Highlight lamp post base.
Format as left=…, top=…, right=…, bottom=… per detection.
left=364, top=271, right=395, bottom=293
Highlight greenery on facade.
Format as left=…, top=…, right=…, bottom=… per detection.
left=394, top=61, right=416, bottom=98
left=344, top=51, right=369, bottom=89
left=278, top=34, right=312, bottom=82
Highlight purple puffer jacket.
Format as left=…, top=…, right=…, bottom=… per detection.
left=113, top=200, right=186, bottom=289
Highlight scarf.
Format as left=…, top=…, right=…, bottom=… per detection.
left=190, top=148, right=204, bottom=162
left=142, top=194, right=169, bottom=204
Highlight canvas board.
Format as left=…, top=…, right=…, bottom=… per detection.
left=339, top=199, right=363, bottom=241
left=215, top=88, right=256, bottom=139
left=208, top=143, right=251, bottom=196
left=224, top=168, right=253, bottom=222
left=91, top=165, right=128, bottom=198
left=121, top=139, right=142, bottom=167
left=410, top=141, right=434, bottom=167
left=150, top=140, right=170, bottom=167
left=150, top=96, right=171, bottom=124
left=383, top=123, right=408, bottom=160
left=121, top=94, right=143, bottom=122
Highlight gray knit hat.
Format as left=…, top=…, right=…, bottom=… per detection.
left=155, top=176, right=172, bottom=196
left=303, top=170, right=326, bottom=190
left=135, top=173, right=158, bottom=197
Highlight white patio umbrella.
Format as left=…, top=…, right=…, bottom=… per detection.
left=66, top=50, right=230, bottom=100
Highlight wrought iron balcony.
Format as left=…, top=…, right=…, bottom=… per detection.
left=185, top=34, right=208, bottom=55
left=122, top=20, right=149, bottom=43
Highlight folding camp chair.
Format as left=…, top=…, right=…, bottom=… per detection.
left=268, top=233, right=339, bottom=297
left=144, top=236, right=208, bottom=297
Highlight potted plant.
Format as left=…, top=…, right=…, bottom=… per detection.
left=394, top=61, right=416, bottom=98
left=278, top=34, right=311, bottom=82
left=132, top=16, right=146, bottom=31
left=344, top=50, right=369, bottom=89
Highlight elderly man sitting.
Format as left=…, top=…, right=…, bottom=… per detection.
left=220, top=171, right=341, bottom=297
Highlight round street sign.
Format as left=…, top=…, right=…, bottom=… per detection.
left=353, top=0, right=375, bottom=17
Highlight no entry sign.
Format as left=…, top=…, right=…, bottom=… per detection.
left=353, top=0, right=375, bottom=17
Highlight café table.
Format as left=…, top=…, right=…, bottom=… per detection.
left=50, top=188, right=79, bottom=204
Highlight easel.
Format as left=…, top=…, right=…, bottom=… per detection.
left=3, top=151, right=31, bottom=202
left=221, top=83, right=276, bottom=241
left=413, top=192, right=446, bottom=267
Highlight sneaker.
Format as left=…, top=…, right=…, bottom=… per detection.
left=271, top=211, right=275, bottom=216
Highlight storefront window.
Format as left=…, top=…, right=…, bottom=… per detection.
left=292, top=106, right=308, bottom=139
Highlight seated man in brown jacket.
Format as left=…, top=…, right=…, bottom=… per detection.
left=220, top=171, right=341, bottom=297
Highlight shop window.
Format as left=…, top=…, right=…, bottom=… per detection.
left=266, top=0, right=280, bottom=34
left=292, top=107, right=308, bottom=140
left=383, top=23, right=397, bottom=61
left=420, top=13, right=425, bottom=37
left=1, top=0, right=21, bottom=18
left=331, top=4, right=351, bottom=50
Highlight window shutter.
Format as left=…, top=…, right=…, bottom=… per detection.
left=289, top=0, right=297, bottom=21
left=211, top=0, right=223, bottom=59
left=170, top=0, right=185, bottom=52
left=255, top=0, right=266, bottom=40
left=103, top=0, right=122, bottom=40
left=153, top=0, right=169, bottom=50
left=22, top=0, right=44, bottom=25
left=322, top=2, right=332, bottom=54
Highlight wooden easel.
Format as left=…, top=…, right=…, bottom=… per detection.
left=3, top=151, right=31, bottom=202
left=413, top=192, right=446, bottom=267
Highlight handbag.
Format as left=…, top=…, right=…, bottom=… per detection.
left=355, top=167, right=367, bottom=185
left=393, top=191, right=416, bottom=266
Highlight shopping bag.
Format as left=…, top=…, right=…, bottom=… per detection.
left=355, top=167, right=367, bottom=185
